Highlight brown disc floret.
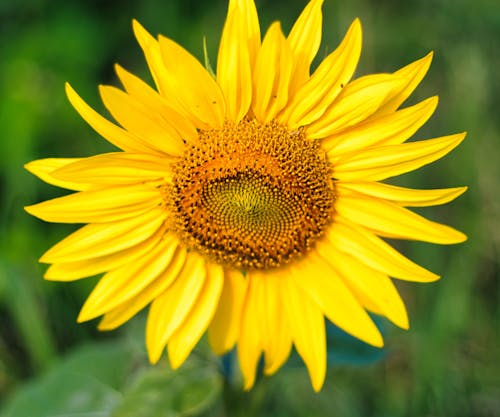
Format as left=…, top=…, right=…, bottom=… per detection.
left=170, top=119, right=335, bottom=270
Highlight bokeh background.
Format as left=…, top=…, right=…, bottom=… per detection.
left=0, top=0, right=498, bottom=416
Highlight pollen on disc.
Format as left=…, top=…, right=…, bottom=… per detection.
left=169, top=119, right=335, bottom=270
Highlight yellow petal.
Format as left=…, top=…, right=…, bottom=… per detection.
left=77, top=236, right=178, bottom=322
left=374, top=52, right=433, bottom=116
left=287, top=0, right=324, bottom=89
left=281, top=19, right=362, bottom=128
left=324, top=96, right=438, bottom=159
left=337, top=182, right=467, bottom=207
left=25, top=158, right=91, bottom=191
left=133, top=20, right=225, bottom=132
left=99, top=85, right=184, bottom=156
left=228, top=0, right=261, bottom=67
left=134, top=22, right=219, bottom=131
left=51, top=152, right=174, bottom=186
left=257, top=272, right=292, bottom=376
left=208, top=268, right=248, bottom=354
left=98, top=246, right=187, bottom=331
left=132, top=20, right=170, bottom=97
left=252, top=22, right=293, bottom=123
left=282, top=275, right=326, bottom=392
left=66, top=84, right=154, bottom=154
left=292, top=252, right=383, bottom=347
left=168, top=262, right=224, bottom=370
left=44, top=225, right=166, bottom=281
left=39, top=206, right=166, bottom=263
left=158, top=36, right=226, bottom=129
left=236, top=271, right=292, bottom=385
left=114, top=64, right=198, bottom=142
left=336, top=195, right=467, bottom=244
left=333, top=132, right=466, bottom=181
left=217, top=5, right=253, bottom=122
left=25, top=183, right=162, bottom=224
left=307, top=75, right=404, bottom=139
left=238, top=274, right=263, bottom=391
left=146, top=252, right=206, bottom=364
left=320, top=243, right=409, bottom=329
left=326, top=220, right=439, bottom=282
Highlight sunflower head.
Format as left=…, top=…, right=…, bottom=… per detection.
left=25, top=0, right=466, bottom=392
left=170, top=119, right=335, bottom=270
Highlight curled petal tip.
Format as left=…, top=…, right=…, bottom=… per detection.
left=76, top=311, right=90, bottom=324
left=456, top=231, right=468, bottom=243
left=352, top=17, right=362, bottom=28
left=23, top=204, right=39, bottom=218
left=97, top=322, right=112, bottom=332
left=147, top=350, right=162, bottom=365
left=64, top=82, right=73, bottom=97
left=131, top=18, right=143, bottom=32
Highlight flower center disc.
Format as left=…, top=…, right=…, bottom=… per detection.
left=171, top=120, right=335, bottom=270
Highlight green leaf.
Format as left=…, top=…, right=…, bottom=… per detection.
left=0, top=263, right=57, bottom=373
left=111, top=362, right=222, bottom=417
left=1, top=341, right=135, bottom=417
left=326, top=319, right=386, bottom=365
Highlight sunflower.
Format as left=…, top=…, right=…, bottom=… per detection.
left=25, top=0, right=466, bottom=391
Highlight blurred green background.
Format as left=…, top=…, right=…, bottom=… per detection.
left=0, top=0, right=498, bottom=416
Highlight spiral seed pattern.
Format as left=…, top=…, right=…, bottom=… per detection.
left=170, top=119, right=335, bottom=270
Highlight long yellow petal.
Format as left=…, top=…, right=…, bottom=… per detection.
left=134, top=20, right=214, bottom=131
left=320, top=242, right=409, bottom=329
left=51, top=152, right=174, bottom=186
left=98, top=246, right=187, bottom=331
left=252, top=22, right=293, bottom=123
left=336, top=195, right=467, bottom=244
left=374, top=52, right=433, bottom=116
left=258, top=272, right=292, bottom=376
left=282, top=275, right=326, bottom=392
left=217, top=5, right=252, bottom=122
left=168, top=263, right=224, bottom=370
left=39, top=206, right=166, bottom=263
left=146, top=252, right=206, bottom=364
left=77, top=236, right=178, bottom=322
left=228, top=0, right=261, bottom=67
left=132, top=20, right=170, bottom=98
left=158, top=36, right=226, bottom=129
left=337, top=182, right=467, bottom=207
left=238, top=274, right=263, bottom=391
left=208, top=268, right=248, bottom=354
left=334, top=132, right=466, bottom=181
left=326, top=220, right=439, bottom=282
left=25, top=183, right=162, bottom=224
left=307, top=75, right=404, bottom=139
left=281, top=19, right=362, bottom=128
left=25, top=158, right=90, bottom=191
left=44, top=225, right=167, bottom=281
left=287, top=0, right=324, bottom=89
left=114, top=64, right=198, bottom=142
left=65, top=83, right=153, bottom=154
left=324, top=96, right=438, bottom=159
left=291, top=252, right=383, bottom=347
left=99, top=85, right=184, bottom=156
left=236, top=270, right=292, bottom=384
